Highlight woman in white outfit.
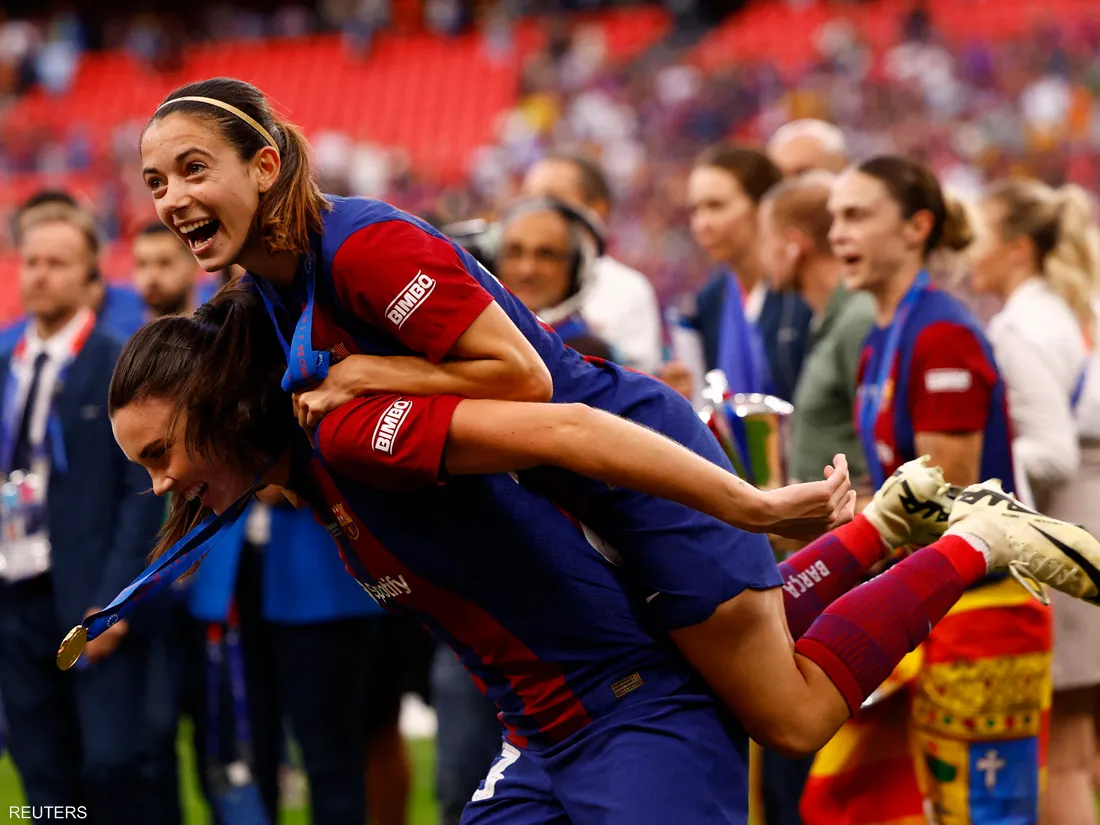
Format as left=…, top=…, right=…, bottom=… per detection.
left=970, top=178, right=1100, bottom=825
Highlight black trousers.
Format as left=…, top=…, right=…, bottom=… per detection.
left=0, top=572, right=182, bottom=825
left=185, top=545, right=386, bottom=825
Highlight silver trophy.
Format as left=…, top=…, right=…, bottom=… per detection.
left=698, top=370, right=794, bottom=488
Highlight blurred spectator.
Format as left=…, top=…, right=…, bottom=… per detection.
left=522, top=152, right=663, bottom=373
left=0, top=193, right=146, bottom=353
left=673, top=144, right=812, bottom=403
left=496, top=197, right=616, bottom=358
left=131, top=221, right=201, bottom=318
left=184, top=495, right=403, bottom=825
left=766, top=119, right=849, bottom=178
left=430, top=646, right=500, bottom=825
left=0, top=205, right=173, bottom=824
left=969, top=178, right=1100, bottom=825
left=759, top=172, right=872, bottom=485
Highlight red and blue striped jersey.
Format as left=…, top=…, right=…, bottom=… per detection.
left=300, top=394, right=716, bottom=751
left=855, top=286, right=1016, bottom=491
left=255, top=195, right=780, bottom=749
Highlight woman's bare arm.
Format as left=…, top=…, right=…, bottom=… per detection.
left=443, top=400, right=855, bottom=539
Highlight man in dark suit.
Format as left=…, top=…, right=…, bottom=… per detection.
left=0, top=205, right=176, bottom=823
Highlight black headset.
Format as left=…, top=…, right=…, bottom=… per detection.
left=495, top=196, right=607, bottom=295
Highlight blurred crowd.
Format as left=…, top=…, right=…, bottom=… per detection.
left=3, top=0, right=1100, bottom=306
left=1, top=2, right=1100, bottom=825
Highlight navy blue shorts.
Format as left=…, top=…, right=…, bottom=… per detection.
left=461, top=698, right=750, bottom=825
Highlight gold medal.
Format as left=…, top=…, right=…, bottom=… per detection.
left=56, top=625, right=88, bottom=671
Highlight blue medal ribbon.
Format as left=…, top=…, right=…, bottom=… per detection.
left=857, top=270, right=931, bottom=489
left=250, top=246, right=329, bottom=394
left=57, top=479, right=260, bottom=669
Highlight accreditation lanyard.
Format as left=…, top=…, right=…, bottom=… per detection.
left=251, top=240, right=330, bottom=395
left=205, top=603, right=254, bottom=766
left=857, top=270, right=931, bottom=489
left=716, top=272, right=765, bottom=395
left=0, top=311, right=96, bottom=475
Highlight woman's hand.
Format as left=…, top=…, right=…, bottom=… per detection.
left=759, top=454, right=857, bottom=542
left=293, top=357, right=368, bottom=429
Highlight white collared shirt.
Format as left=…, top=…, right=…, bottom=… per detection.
left=11, top=308, right=95, bottom=459
left=581, top=256, right=663, bottom=375
left=987, top=278, right=1087, bottom=493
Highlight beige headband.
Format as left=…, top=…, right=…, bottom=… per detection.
left=157, top=96, right=279, bottom=153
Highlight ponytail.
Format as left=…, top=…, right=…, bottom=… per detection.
left=940, top=196, right=975, bottom=252
left=109, top=281, right=295, bottom=562
left=256, top=117, right=327, bottom=256
left=1047, top=184, right=1100, bottom=333
left=985, top=178, right=1100, bottom=334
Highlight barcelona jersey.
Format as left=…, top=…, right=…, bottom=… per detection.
left=250, top=196, right=780, bottom=759
left=855, top=286, right=1015, bottom=491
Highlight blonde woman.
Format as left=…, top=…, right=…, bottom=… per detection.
left=971, top=178, right=1100, bottom=825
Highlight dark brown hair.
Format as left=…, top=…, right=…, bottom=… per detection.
left=857, top=155, right=973, bottom=255
left=543, top=151, right=612, bottom=208
left=694, top=144, right=783, bottom=205
left=108, top=282, right=295, bottom=560
left=145, top=77, right=330, bottom=257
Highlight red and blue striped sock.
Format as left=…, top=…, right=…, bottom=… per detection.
left=779, top=514, right=887, bottom=640
left=794, top=534, right=988, bottom=714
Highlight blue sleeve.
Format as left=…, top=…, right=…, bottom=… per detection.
left=524, top=377, right=782, bottom=630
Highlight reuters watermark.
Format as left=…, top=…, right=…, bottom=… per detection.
left=9, top=807, right=88, bottom=820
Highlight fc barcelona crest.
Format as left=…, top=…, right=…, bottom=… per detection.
left=330, top=503, right=360, bottom=540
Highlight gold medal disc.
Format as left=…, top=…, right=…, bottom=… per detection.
left=57, top=626, right=88, bottom=670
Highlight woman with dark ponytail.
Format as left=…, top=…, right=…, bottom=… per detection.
left=109, top=281, right=1100, bottom=825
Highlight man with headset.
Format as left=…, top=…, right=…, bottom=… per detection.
left=493, top=196, right=616, bottom=361
left=522, top=152, right=663, bottom=374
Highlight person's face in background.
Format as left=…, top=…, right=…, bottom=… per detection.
left=967, top=198, right=1028, bottom=299
left=688, top=165, right=758, bottom=269
left=769, top=135, right=846, bottom=178
left=133, top=231, right=199, bottom=316
left=497, top=210, right=574, bottom=313
left=828, top=170, right=922, bottom=294
left=757, top=200, right=802, bottom=292
left=19, top=220, right=94, bottom=329
left=522, top=158, right=609, bottom=220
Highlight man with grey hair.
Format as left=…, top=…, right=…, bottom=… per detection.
left=767, top=119, right=848, bottom=178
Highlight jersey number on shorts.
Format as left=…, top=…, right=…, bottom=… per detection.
left=471, top=742, right=521, bottom=801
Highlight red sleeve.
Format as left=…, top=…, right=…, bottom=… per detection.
left=316, top=394, right=463, bottom=491
left=907, top=322, right=997, bottom=434
left=331, top=221, right=496, bottom=362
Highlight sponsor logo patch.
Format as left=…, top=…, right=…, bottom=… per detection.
left=385, top=271, right=435, bottom=328
left=373, top=399, right=412, bottom=454
left=925, top=368, right=972, bottom=393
